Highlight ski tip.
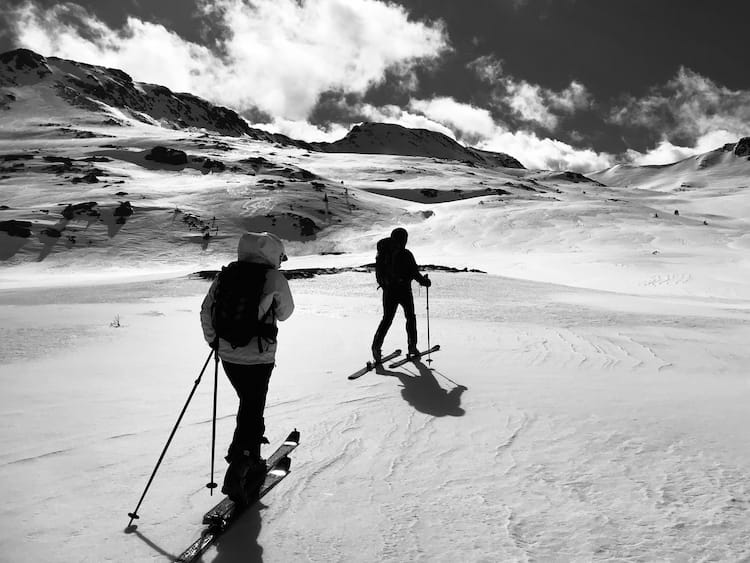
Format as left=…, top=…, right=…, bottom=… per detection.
left=285, top=429, right=300, bottom=444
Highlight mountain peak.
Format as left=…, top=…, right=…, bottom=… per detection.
left=0, top=48, right=49, bottom=71
left=321, top=121, right=525, bottom=169
left=0, top=48, right=52, bottom=85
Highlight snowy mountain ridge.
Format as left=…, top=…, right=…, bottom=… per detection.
left=591, top=136, right=750, bottom=191
left=0, top=48, right=523, bottom=168
left=0, top=48, right=277, bottom=138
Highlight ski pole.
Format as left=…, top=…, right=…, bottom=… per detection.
left=206, top=348, right=220, bottom=494
left=433, top=368, right=465, bottom=389
left=425, top=274, right=432, bottom=364
left=126, top=348, right=214, bottom=530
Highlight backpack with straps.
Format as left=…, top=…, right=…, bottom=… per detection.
left=375, top=237, right=398, bottom=288
left=211, top=261, right=278, bottom=351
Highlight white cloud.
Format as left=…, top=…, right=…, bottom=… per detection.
left=11, top=3, right=219, bottom=94
left=251, top=117, right=350, bottom=142
left=500, top=77, right=593, bottom=130
left=467, top=54, right=504, bottom=83
left=610, top=67, right=750, bottom=145
left=355, top=103, right=458, bottom=138
left=355, top=96, right=615, bottom=172
left=408, top=97, right=497, bottom=140
left=624, top=141, right=694, bottom=167
left=10, top=0, right=448, bottom=119
left=501, top=79, right=559, bottom=130
left=468, top=55, right=593, bottom=131
left=625, top=130, right=742, bottom=166
left=548, top=80, right=592, bottom=113
left=476, top=129, right=613, bottom=172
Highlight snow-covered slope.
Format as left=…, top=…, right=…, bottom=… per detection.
left=590, top=139, right=750, bottom=191
left=0, top=48, right=259, bottom=136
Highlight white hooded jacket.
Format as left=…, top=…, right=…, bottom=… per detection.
left=200, top=232, right=294, bottom=365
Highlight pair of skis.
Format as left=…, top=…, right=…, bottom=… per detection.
left=176, top=429, right=300, bottom=563
left=347, top=345, right=440, bottom=380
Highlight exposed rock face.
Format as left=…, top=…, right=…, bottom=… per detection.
left=0, top=220, right=33, bottom=238
left=734, top=137, right=750, bottom=157
left=0, top=48, right=51, bottom=85
left=146, top=146, right=188, bottom=165
left=313, top=122, right=525, bottom=169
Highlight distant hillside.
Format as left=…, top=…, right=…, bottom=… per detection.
left=590, top=137, right=750, bottom=189
left=0, top=49, right=524, bottom=168
left=312, top=122, right=524, bottom=169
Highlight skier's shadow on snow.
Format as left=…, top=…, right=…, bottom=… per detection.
left=125, top=501, right=264, bottom=562
left=210, top=501, right=264, bottom=563
left=377, top=360, right=467, bottom=417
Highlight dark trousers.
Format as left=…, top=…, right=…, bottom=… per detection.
left=222, top=361, right=273, bottom=462
left=372, top=285, right=417, bottom=352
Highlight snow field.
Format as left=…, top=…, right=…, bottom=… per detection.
left=1, top=271, right=749, bottom=561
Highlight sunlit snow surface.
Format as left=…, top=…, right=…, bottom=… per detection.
left=1, top=271, right=749, bottom=562
left=1, top=118, right=750, bottom=561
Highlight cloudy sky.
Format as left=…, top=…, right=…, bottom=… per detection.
left=1, top=0, right=749, bottom=171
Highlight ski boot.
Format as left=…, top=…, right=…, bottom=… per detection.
left=222, top=452, right=267, bottom=505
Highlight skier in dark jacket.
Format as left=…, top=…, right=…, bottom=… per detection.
left=371, top=227, right=431, bottom=362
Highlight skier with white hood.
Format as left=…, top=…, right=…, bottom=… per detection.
left=200, top=232, right=294, bottom=504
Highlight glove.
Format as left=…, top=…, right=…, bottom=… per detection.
left=422, top=277, right=431, bottom=288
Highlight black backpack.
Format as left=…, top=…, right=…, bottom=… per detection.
left=375, top=237, right=398, bottom=288
left=211, top=261, right=278, bottom=351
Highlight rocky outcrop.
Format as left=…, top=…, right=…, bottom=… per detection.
left=0, top=219, right=32, bottom=238
left=145, top=146, right=188, bottom=165
left=734, top=137, right=750, bottom=157
left=0, top=48, right=51, bottom=85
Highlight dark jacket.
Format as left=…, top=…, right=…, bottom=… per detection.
left=390, top=247, right=428, bottom=288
